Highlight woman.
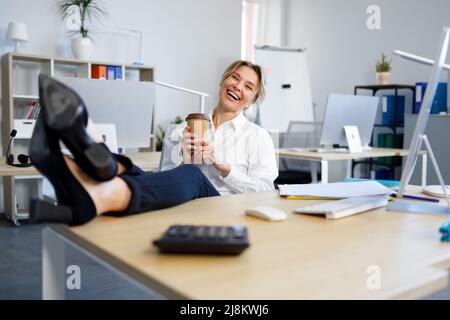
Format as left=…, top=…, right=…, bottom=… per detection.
left=177, top=60, right=278, bottom=195
left=30, top=75, right=219, bottom=226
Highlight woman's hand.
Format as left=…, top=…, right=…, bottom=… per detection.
left=181, top=127, right=203, bottom=164
left=181, top=127, right=230, bottom=177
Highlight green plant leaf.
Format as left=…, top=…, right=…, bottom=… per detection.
left=375, top=52, right=392, bottom=72
left=174, top=116, right=183, bottom=124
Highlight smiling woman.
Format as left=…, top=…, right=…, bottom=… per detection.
left=172, top=60, right=278, bottom=195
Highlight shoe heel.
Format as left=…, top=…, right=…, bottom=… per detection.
left=84, top=143, right=117, bottom=181
left=29, top=199, right=73, bottom=224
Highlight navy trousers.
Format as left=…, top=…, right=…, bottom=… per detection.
left=106, top=155, right=220, bottom=216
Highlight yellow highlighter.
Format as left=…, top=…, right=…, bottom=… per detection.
left=283, top=196, right=341, bottom=200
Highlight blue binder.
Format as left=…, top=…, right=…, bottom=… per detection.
left=414, top=82, right=447, bottom=114
left=107, top=66, right=116, bottom=80
left=115, top=66, right=123, bottom=80
left=381, top=95, right=405, bottom=125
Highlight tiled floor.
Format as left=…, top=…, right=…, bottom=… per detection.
left=0, top=213, right=449, bottom=300
left=0, top=214, right=157, bottom=300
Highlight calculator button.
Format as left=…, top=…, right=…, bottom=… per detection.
left=207, top=227, right=216, bottom=240
left=231, top=225, right=246, bottom=239
left=194, top=226, right=206, bottom=239
left=180, top=225, right=191, bottom=237
left=167, top=226, right=179, bottom=237
left=218, top=227, right=228, bottom=240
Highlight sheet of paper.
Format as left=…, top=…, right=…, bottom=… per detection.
left=279, top=181, right=394, bottom=198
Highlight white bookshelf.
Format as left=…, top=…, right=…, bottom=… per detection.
left=1, top=52, right=155, bottom=225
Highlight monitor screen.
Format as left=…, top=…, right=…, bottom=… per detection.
left=55, top=77, right=154, bottom=149
left=319, top=94, right=379, bottom=147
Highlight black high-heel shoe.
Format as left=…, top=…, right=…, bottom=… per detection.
left=38, top=74, right=117, bottom=181
left=28, top=111, right=97, bottom=226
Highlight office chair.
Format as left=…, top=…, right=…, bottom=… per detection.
left=276, top=121, right=322, bottom=185
left=158, top=124, right=183, bottom=172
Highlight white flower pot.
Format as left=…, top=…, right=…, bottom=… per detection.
left=71, top=37, right=93, bottom=60
left=376, top=72, right=390, bottom=85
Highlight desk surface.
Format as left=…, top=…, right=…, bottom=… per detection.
left=277, top=147, right=409, bottom=161
left=0, top=152, right=161, bottom=177
left=51, top=187, right=450, bottom=299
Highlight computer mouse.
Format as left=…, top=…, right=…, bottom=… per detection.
left=245, top=206, right=288, bottom=222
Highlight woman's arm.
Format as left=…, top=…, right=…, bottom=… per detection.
left=214, top=130, right=278, bottom=193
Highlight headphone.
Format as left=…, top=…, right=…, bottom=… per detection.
left=5, top=129, right=32, bottom=168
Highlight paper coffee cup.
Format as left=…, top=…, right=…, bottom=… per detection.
left=185, top=113, right=210, bottom=138
left=185, top=113, right=210, bottom=161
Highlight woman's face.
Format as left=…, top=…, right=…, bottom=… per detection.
left=219, top=65, right=259, bottom=113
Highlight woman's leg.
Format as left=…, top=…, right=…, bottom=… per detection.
left=65, top=155, right=219, bottom=216
left=64, top=156, right=132, bottom=215
left=117, top=164, right=220, bottom=215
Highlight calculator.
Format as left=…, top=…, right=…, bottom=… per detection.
left=153, top=224, right=250, bottom=255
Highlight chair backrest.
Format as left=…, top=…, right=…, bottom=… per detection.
left=281, top=121, right=322, bottom=172
left=283, top=121, right=322, bottom=149
left=158, top=124, right=182, bottom=172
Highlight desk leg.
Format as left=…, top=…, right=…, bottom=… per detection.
left=422, top=153, right=428, bottom=187
left=321, top=160, right=328, bottom=184
left=42, top=227, right=65, bottom=300
left=346, top=160, right=352, bottom=179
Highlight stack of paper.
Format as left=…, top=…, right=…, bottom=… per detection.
left=279, top=181, right=394, bottom=199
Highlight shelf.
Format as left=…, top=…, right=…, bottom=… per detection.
left=15, top=211, right=30, bottom=220
left=2, top=51, right=156, bottom=223
left=53, top=58, right=89, bottom=66
left=7, top=52, right=51, bottom=63
left=374, top=124, right=404, bottom=128
left=355, top=84, right=416, bottom=91
left=353, top=84, right=414, bottom=180
left=13, top=95, right=39, bottom=100
left=353, top=158, right=401, bottom=165
left=14, top=175, right=42, bottom=180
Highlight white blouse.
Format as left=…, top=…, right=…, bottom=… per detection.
left=167, top=112, right=278, bottom=195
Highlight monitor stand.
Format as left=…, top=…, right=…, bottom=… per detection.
left=387, top=134, right=450, bottom=214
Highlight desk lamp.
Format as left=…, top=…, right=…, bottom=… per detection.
left=393, top=49, right=450, bottom=115
left=154, top=81, right=209, bottom=113
left=6, top=22, right=29, bottom=53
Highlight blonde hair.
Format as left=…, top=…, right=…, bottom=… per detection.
left=220, top=60, right=265, bottom=104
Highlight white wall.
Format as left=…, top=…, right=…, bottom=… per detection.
left=1, top=0, right=242, bottom=123
left=287, top=0, right=450, bottom=119
left=0, top=0, right=242, bottom=212
left=286, top=0, right=450, bottom=181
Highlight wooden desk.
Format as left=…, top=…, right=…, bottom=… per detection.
left=43, top=187, right=450, bottom=300
left=277, top=148, right=427, bottom=184
left=0, top=152, right=161, bottom=177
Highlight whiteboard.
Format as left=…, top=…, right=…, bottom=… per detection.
left=255, top=46, right=314, bottom=132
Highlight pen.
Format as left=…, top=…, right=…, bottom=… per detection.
left=401, top=194, right=440, bottom=203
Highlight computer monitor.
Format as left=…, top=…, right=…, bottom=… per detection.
left=55, top=77, right=154, bottom=149
left=397, top=27, right=450, bottom=203
left=319, top=93, right=379, bottom=147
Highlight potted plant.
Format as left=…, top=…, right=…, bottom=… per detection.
left=58, top=0, right=107, bottom=60
left=375, top=52, right=392, bottom=85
